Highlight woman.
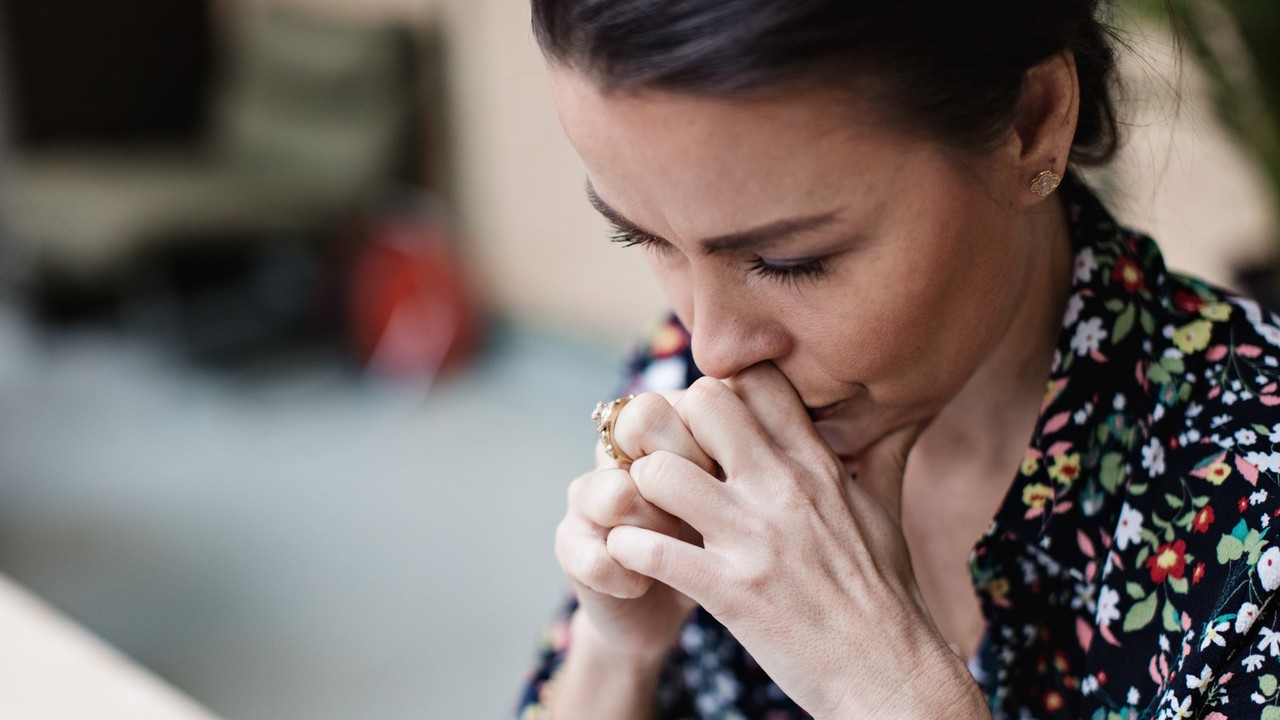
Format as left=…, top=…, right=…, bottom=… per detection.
left=516, top=2, right=1280, bottom=718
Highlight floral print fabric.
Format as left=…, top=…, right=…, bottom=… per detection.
left=515, top=177, right=1280, bottom=719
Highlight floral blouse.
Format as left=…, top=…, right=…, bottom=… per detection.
left=515, top=178, right=1280, bottom=720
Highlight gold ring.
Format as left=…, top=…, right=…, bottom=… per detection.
left=591, top=395, right=636, bottom=463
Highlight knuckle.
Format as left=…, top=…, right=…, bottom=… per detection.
left=576, top=542, right=615, bottom=585
left=684, top=376, right=726, bottom=407
left=600, top=474, right=639, bottom=524
left=615, top=392, right=667, bottom=450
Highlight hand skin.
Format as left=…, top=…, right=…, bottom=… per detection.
left=591, top=364, right=992, bottom=719
left=549, top=393, right=714, bottom=718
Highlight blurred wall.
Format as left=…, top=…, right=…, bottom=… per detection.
left=237, top=2, right=1276, bottom=346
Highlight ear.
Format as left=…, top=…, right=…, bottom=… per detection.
left=1009, top=50, right=1080, bottom=208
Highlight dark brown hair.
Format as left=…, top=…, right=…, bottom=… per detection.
left=532, top=1, right=1121, bottom=165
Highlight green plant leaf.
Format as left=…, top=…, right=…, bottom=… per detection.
left=1260, top=707, right=1280, bottom=720
left=1127, top=582, right=1146, bottom=600
left=1169, top=576, right=1189, bottom=594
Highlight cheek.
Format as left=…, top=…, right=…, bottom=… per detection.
left=791, top=206, right=1016, bottom=399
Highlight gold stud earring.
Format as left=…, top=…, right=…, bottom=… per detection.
left=1030, top=170, right=1061, bottom=197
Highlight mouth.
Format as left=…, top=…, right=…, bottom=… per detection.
left=805, top=400, right=846, bottom=422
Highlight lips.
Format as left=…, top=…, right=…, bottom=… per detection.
left=805, top=400, right=845, bottom=422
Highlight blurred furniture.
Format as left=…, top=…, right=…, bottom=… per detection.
left=1, top=2, right=419, bottom=294
left=0, top=574, right=222, bottom=720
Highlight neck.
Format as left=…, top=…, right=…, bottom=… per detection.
left=918, top=195, right=1074, bottom=474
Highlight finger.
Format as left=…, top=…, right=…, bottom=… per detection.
left=606, top=525, right=719, bottom=608
left=575, top=467, right=682, bottom=535
left=854, top=423, right=921, bottom=524
left=722, top=362, right=826, bottom=458
left=628, top=451, right=729, bottom=535
left=613, top=392, right=717, bottom=475
left=555, top=515, right=655, bottom=599
left=674, top=376, right=775, bottom=474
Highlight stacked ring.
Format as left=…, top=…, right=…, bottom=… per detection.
left=591, top=395, right=636, bottom=463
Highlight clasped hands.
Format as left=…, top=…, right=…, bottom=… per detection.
left=557, top=363, right=989, bottom=719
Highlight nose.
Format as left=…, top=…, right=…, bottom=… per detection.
left=687, top=285, right=790, bottom=379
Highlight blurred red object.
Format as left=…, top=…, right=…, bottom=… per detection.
left=346, top=211, right=479, bottom=382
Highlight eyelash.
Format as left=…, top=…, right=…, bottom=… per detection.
left=609, top=226, right=831, bottom=284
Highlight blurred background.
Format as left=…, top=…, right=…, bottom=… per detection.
left=0, top=1, right=1275, bottom=718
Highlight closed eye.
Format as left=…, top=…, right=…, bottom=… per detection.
left=748, top=256, right=831, bottom=284
left=609, top=225, right=673, bottom=254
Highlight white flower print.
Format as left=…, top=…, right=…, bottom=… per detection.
left=1254, top=692, right=1269, bottom=705
left=1258, top=323, right=1280, bottom=349
left=1237, top=602, right=1260, bottom=634
left=1128, top=686, right=1142, bottom=706
left=1186, top=666, right=1213, bottom=692
left=1245, top=452, right=1280, bottom=474
left=1064, top=292, right=1085, bottom=327
left=1114, top=394, right=1127, bottom=411
left=1211, top=414, right=1233, bottom=429
left=1259, top=626, right=1280, bottom=657
left=1160, top=634, right=1172, bottom=653
left=1071, top=317, right=1108, bottom=356
left=1201, top=621, right=1229, bottom=650
left=1270, top=423, right=1280, bottom=444
left=1074, top=247, right=1097, bottom=283
left=1243, top=654, right=1266, bottom=672
left=1142, top=438, right=1166, bottom=477
left=1096, top=585, right=1121, bottom=627
left=1236, top=428, right=1258, bottom=446
left=1224, top=390, right=1239, bottom=405
left=1187, top=401, right=1203, bottom=417
left=1116, top=503, right=1144, bottom=550
left=1082, top=675, right=1099, bottom=695
left=1251, top=489, right=1271, bottom=506
left=1171, top=694, right=1193, bottom=718
left=1259, top=547, right=1280, bottom=591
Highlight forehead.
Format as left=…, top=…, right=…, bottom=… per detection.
left=547, top=66, right=918, bottom=239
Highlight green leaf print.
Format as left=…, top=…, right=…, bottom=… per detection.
left=1148, top=363, right=1172, bottom=385
left=1219, top=533, right=1246, bottom=563
left=1101, top=452, right=1125, bottom=494
left=1262, top=674, right=1278, bottom=697
left=1245, top=531, right=1269, bottom=566
left=1140, top=307, right=1156, bottom=335
left=1169, top=576, right=1189, bottom=594
left=1162, top=599, right=1181, bottom=631
left=1126, top=582, right=1146, bottom=600
left=1114, top=304, right=1136, bottom=343
left=1123, top=592, right=1160, bottom=632
left=1261, top=707, right=1280, bottom=720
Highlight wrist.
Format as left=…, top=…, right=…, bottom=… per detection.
left=826, top=624, right=989, bottom=720
left=568, top=609, right=672, bottom=673
left=543, top=611, right=668, bottom=720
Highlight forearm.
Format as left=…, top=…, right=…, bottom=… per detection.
left=543, top=610, right=666, bottom=720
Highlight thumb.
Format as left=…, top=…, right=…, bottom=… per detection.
left=854, top=423, right=921, bottom=524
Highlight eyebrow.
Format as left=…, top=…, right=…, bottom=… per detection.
left=585, top=181, right=839, bottom=255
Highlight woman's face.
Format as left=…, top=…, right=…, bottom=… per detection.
left=550, top=68, right=1037, bottom=463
